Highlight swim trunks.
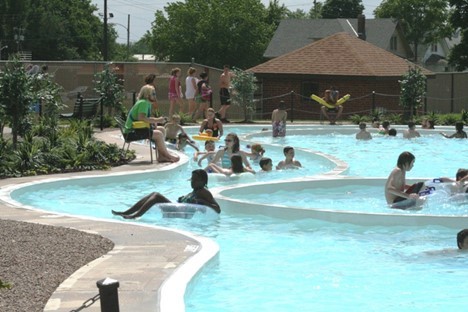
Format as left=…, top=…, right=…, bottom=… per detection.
left=220, top=88, right=230, bottom=105
left=272, top=120, right=286, bottom=137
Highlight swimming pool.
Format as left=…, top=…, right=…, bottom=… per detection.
left=4, top=124, right=468, bottom=311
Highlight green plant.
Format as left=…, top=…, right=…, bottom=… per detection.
left=399, top=66, right=426, bottom=120
left=348, top=114, right=369, bottom=124
left=231, top=67, right=258, bottom=122
left=439, top=113, right=460, bottom=125
left=387, top=113, right=403, bottom=125
left=461, top=109, right=468, bottom=124
left=0, top=279, right=12, bottom=289
left=0, top=58, right=35, bottom=146
left=94, top=63, right=125, bottom=117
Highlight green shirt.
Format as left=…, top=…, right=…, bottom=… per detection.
left=124, top=99, right=151, bottom=133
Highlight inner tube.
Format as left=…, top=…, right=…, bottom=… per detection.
left=423, top=179, right=457, bottom=195
left=209, top=172, right=256, bottom=183
left=156, top=203, right=217, bottom=219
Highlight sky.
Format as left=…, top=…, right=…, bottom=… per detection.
left=91, top=0, right=383, bottom=44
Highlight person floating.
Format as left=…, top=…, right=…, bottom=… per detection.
left=112, top=169, right=220, bottom=219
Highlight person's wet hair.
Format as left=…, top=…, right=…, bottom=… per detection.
left=192, top=169, right=208, bottom=186
left=226, top=133, right=240, bottom=153
left=388, top=128, right=397, bottom=136
left=359, top=122, right=366, bottom=130
left=382, top=121, right=390, bottom=129
left=259, top=157, right=272, bottom=169
left=455, top=121, right=464, bottom=132
left=283, top=146, right=294, bottom=155
left=231, top=155, right=244, bottom=174
left=457, top=229, right=468, bottom=249
left=397, top=151, right=415, bottom=169
left=456, top=168, right=468, bottom=181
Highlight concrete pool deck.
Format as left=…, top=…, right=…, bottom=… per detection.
left=0, top=128, right=209, bottom=312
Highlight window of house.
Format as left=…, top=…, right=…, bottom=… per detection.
left=431, top=44, right=438, bottom=52
left=390, top=36, right=397, bottom=51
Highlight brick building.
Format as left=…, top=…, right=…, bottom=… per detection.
left=249, top=32, right=434, bottom=119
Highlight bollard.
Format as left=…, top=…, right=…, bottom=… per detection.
left=96, top=277, right=120, bottom=312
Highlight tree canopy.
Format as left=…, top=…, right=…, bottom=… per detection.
left=0, top=0, right=120, bottom=60
left=321, top=0, right=364, bottom=18
left=374, top=0, right=452, bottom=62
left=148, top=0, right=274, bottom=69
left=448, top=0, right=468, bottom=71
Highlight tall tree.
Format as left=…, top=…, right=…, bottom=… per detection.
left=374, top=0, right=452, bottom=62
left=148, top=0, right=274, bottom=69
left=448, top=0, right=468, bottom=71
left=321, top=0, right=364, bottom=18
left=265, top=0, right=289, bottom=29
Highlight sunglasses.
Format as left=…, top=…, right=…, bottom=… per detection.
left=224, top=139, right=233, bottom=142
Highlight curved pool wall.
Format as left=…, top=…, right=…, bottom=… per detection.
left=1, top=124, right=462, bottom=312
left=210, top=177, right=468, bottom=229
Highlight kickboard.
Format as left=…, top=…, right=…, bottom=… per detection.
left=192, top=135, right=219, bottom=141
left=310, top=94, right=350, bottom=109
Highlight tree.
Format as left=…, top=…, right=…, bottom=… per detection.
left=148, top=0, right=274, bottom=68
left=265, top=0, right=289, bottom=29
left=230, top=68, right=258, bottom=122
left=321, top=0, right=364, bottom=18
left=309, top=1, right=324, bottom=18
left=448, top=0, right=468, bottom=71
left=0, top=58, right=34, bottom=146
left=94, top=64, right=125, bottom=117
left=374, top=0, right=452, bottom=63
left=399, top=66, right=426, bottom=120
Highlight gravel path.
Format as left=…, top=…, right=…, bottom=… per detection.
left=0, top=219, right=114, bottom=312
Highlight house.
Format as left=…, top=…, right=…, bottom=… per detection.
left=264, top=18, right=414, bottom=61
left=250, top=32, right=433, bottom=119
left=420, top=29, right=462, bottom=72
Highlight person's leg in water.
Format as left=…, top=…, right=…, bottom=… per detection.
left=112, top=192, right=171, bottom=218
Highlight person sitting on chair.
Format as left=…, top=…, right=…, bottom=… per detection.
left=124, top=84, right=180, bottom=163
left=321, top=86, right=343, bottom=125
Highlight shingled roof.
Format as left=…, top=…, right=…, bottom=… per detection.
left=264, top=18, right=413, bottom=59
left=250, top=32, right=433, bottom=77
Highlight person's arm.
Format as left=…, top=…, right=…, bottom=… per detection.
left=137, top=112, right=165, bottom=125
left=199, top=120, right=207, bottom=133
left=271, top=110, right=276, bottom=122
left=387, top=170, right=418, bottom=199
left=195, top=189, right=221, bottom=213
left=283, top=111, right=287, bottom=122
left=240, top=151, right=251, bottom=169
left=440, top=132, right=454, bottom=138
left=217, top=120, right=224, bottom=138
left=186, top=140, right=199, bottom=151
left=210, top=149, right=223, bottom=165
left=243, top=166, right=256, bottom=174
left=208, top=163, right=229, bottom=175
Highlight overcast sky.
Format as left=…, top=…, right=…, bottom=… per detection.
left=91, top=0, right=383, bottom=44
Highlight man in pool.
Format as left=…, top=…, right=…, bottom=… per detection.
left=276, top=146, right=302, bottom=170
left=457, top=229, right=468, bottom=250
left=385, top=151, right=425, bottom=209
left=112, top=169, right=220, bottom=218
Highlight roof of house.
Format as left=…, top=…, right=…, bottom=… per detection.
left=250, top=32, right=433, bottom=77
left=264, top=18, right=407, bottom=59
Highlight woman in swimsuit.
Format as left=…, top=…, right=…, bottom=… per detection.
left=199, top=107, right=223, bottom=139
left=208, top=154, right=255, bottom=176
left=111, top=169, right=220, bottom=218
left=210, top=133, right=251, bottom=169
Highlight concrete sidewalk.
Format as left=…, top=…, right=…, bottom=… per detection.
left=0, top=128, right=216, bottom=311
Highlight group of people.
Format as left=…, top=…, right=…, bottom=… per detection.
left=158, top=65, right=234, bottom=123
left=356, top=120, right=467, bottom=140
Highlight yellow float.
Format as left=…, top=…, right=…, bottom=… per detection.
left=310, top=94, right=351, bottom=109
left=192, top=132, right=219, bottom=141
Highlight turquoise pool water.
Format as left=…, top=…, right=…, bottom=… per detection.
left=9, top=125, right=468, bottom=311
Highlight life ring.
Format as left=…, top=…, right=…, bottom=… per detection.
left=157, top=203, right=218, bottom=219
left=422, top=179, right=457, bottom=195
left=310, top=94, right=350, bottom=109
left=192, top=132, right=219, bottom=141
left=209, top=172, right=256, bottom=183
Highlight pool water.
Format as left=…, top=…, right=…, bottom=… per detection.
left=9, top=125, right=468, bottom=311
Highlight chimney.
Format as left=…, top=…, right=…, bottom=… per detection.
left=357, top=14, right=366, bottom=41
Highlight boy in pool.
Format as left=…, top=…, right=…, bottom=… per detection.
left=457, top=229, right=468, bottom=250
left=403, top=121, right=421, bottom=139
left=259, top=157, right=273, bottom=172
left=276, top=146, right=302, bottom=170
left=195, top=140, right=217, bottom=167
left=385, top=151, right=424, bottom=209
left=177, top=133, right=199, bottom=152
left=355, top=122, right=372, bottom=140
left=165, top=114, right=196, bottom=145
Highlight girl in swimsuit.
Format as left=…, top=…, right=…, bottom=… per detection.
left=208, top=154, right=255, bottom=176
left=209, top=133, right=251, bottom=169
left=199, top=108, right=223, bottom=139
left=111, top=169, right=220, bottom=218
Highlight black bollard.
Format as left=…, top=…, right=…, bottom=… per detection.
left=96, top=277, right=120, bottom=312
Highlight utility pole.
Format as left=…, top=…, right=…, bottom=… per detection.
left=103, top=0, right=108, bottom=61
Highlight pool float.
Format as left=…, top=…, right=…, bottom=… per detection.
left=310, top=94, right=350, bottom=109
left=422, top=179, right=458, bottom=195
left=192, top=132, right=219, bottom=141
left=156, top=203, right=217, bottom=219
left=209, top=172, right=256, bottom=183
left=132, top=121, right=150, bottom=129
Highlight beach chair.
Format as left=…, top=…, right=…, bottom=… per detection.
left=114, top=116, right=154, bottom=164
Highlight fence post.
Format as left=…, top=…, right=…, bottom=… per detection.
left=290, top=91, right=294, bottom=123
left=372, top=91, right=375, bottom=112
left=100, top=96, right=104, bottom=131
left=96, top=277, right=120, bottom=312
left=77, top=92, right=84, bottom=120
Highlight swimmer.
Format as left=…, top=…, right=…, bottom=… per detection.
left=457, top=229, right=468, bottom=250
left=385, top=151, right=424, bottom=210
left=194, top=140, right=217, bottom=166
left=207, top=154, right=255, bottom=176
left=403, top=121, right=421, bottom=139
left=112, top=169, right=220, bottom=218
left=165, top=114, right=195, bottom=145
left=355, top=122, right=372, bottom=140
left=379, top=121, right=390, bottom=135
left=245, top=143, right=265, bottom=164
left=259, top=157, right=273, bottom=172
left=177, top=133, right=199, bottom=152
left=388, top=128, right=397, bottom=137
left=440, top=121, right=467, bottom=139
left=276, top=146, right=302, bottom=170
left=436, top=168, right=468, bottom=193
